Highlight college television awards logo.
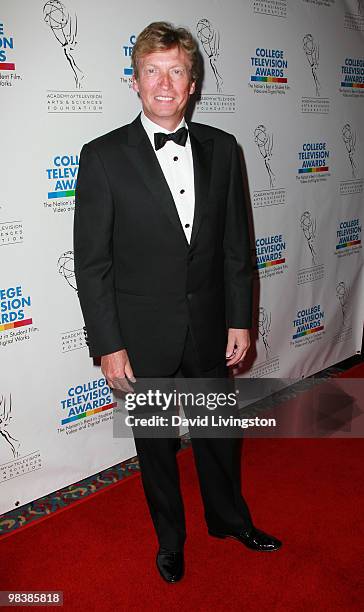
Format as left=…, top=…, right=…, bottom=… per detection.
left=58, top=377, right=116, bottom=435
left=291, top=304, right=325, bottom=347
left=44, top=1, right=103, bottom=113
left=335, top=218, right=362, bottom=258
left=120, top=34, right=135, bottom=87
left=0, top=285, right=32, bottom=333
left=297, top=141, right=330, bottom=184
left=0, top=20, right=22, bottom=87
left=249, top=46, right=289, bottom=95
left=0, top=22, right=15, bottom=71
left=0, top=285, right=38, bottom=348
left=253, top=233, right=287, bottom=279
left=195, top=19, right=235, bottom=113
left=340, top=56, right=364, bottom=96
left=44, top=153, right=79, bottom=213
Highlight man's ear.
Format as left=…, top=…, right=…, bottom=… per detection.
left=189, top=80, right=196, bottom=95
left=132, top=75, right=139, bottom=93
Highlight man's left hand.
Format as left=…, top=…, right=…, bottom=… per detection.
left=226, top=328, right=250, bottom=366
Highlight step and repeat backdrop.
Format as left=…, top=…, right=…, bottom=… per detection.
left=1, top=0, right=363, bottom=514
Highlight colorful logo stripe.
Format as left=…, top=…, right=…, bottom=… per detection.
left=336, top=240, right=361, bottom=250
left=251, top=76, right=287, bottom=83
left=298, top=167, right=329, bottom=174
left=0, top=317, right=32, bottom=333
left=0, top=62, right=15, bottom=70
left=48, top=190, right=75, bottom=199
left=341, top=82, right=364, bottom=89
left=293, top=325, right=324, bottom=340
left=257, top=257, right=285, bottom=270
left=61, top=401, right=117, bottom=425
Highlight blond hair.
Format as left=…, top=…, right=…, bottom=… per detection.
left=132, top=21, right=199, bottom=82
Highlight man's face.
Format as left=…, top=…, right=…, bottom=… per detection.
left=132, top=46, right=196, bottom=130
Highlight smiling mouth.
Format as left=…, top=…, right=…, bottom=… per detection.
left=155, top=96, right=175, bottom=101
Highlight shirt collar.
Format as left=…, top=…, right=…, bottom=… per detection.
left=140, top=112, right=187, bottom=148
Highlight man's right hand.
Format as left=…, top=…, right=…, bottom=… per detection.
left=101, top=349, right=136, bottom=393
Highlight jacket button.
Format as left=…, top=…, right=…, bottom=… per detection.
left=187, top=293, right=193, bottom=300
left=188, top=254, right=194, bottom=262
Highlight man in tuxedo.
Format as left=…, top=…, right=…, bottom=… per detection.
left=74, top=21, right=281, bottom=583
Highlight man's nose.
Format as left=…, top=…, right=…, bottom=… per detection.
left=158, top=71, right=172, bottom=89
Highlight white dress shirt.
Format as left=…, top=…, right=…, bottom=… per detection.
left=140, top=112, right=195, bottom=243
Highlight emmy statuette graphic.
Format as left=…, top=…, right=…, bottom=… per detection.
left=258, top=307, right=272, bottom=359
left=303, top=34, right=320, bottom=97
left=0, top=394, right=20, bottom=459
left=58, top=250, right=77, bottom=291
left=43, top=0, right=84, bottom=89
left=342, top=124, right=357, bottom=179
left=254, top=125, right=275, bottom=188
left=300, top=211, right=317, bottom=266
left=336, top=282, right=350, bottom=326
left=197, top=18, right=223, bottom=93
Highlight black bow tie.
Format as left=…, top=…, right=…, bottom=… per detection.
left=154, top=127, right=188, bottom=151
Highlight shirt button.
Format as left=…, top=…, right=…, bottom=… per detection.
left=180, top=189, right=185, bottom=194
left=173, top=156, right=178, bottom=161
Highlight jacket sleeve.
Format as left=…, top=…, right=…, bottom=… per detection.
left=223, top=136, right=253, bottom=329
left=73, top=142, right=125, bottom=357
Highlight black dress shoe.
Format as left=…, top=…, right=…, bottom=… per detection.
left=156, top=548, right=184, bottom=583
left=208, top=527, right=282, bottom=552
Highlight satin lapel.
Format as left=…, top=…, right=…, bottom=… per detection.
left=125, top=116, right=188, bottom=247
left=189, top=129, right=213, bottom=247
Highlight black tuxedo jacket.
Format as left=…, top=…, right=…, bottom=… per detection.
left=74, top=114, right=252, bottom=376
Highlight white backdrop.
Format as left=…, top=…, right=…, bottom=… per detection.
left=1, top=0, right=363, bottom=515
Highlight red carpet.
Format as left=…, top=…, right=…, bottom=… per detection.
left=339, top=361, right=364, bottom=378
left=2, top=438, right=363, bottom=611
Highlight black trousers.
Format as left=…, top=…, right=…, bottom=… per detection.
left=133, top=328, right=253, bottom=551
